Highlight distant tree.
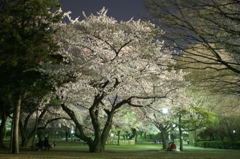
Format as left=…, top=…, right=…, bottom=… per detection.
left=137, top=124, right=159, bottom=140
left=19, top=96, right=70, bottom=147
left=178, top=91, right=214, bottom=147
left=199, top=114, right=240, bottom=141
left=0, top=0, right=62, bottom=153
left=199, top=96, right=240, bottom=141
left=143, top=0, right=240, bottom=95
left=219, top=115, right=240, bottom=141
left=137, top=89, right=214, bottom=151
left=110, top=107, right=140, bottom=143
left=137, top=89, right=188, bottom=150
left=175, top=106, right=213, bottom=150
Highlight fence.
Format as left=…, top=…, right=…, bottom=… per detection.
left=106, top=140, right=135, bottom=145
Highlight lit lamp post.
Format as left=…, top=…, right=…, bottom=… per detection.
left=71, top=130, right=74, bottom=140
left=178, top=111, right=183, bottom=151
left=111, top=133, right=114, bottom=140
left=162, top=108, right=172, bottom=141
left=110, top=133, right=114, bottom=145
left=162, top=108, right=169, bottom=149
left=162, top=108, right=168, bottom=114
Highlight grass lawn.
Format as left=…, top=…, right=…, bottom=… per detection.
left=1, top=141, right=240, bottom=159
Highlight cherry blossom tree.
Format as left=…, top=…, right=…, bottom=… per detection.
left=138, top=88, right=216, bottom=151
left=136, top=88, right=189, bottom=150
left=39, top=8, right=188, bottom=152
left=110, top=106, right=148, bottom=143
left=137, top=123, right=160, bottom=141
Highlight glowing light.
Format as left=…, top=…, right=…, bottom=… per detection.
left=162, top=108, right=168, bottom=114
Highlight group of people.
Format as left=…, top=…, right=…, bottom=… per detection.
left=37, top=137, right=56, bottom=151
left=167, top=142, right=176, bottom=151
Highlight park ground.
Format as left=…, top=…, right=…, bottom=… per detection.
left=0, top=141, right=240, bottom=159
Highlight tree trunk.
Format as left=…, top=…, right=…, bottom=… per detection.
left=89, top=141, right=105, bottom=152
left=65, top=129, right=69, bottom=141
left=139, top=131, right=143, bottom=139
left=20, top=134, right=26, bottom=147
left=128, top=128, right=137, bottom=140
left=19, top=120, right=27, bottom=147
left=160, top=129, right=168, bottom=149
left=20, top=108, right=49, bottom=148
left=135, top=132, right=138, bottom=143
left=31, top=109, right=39, bottom=148
left=10, top=95, right=21, bottom=154
left=62, top=99, right=116, bottom=153
left=20, top=136, right=30, bottom=147
left=0, top=111, right=7, bottom=148
left=88, top=109, right=114, bottom=152
left=179, top=115, right=183, bottom=151
left=117, top=131, right=120, bottom=145
left=20, top=126, right=40, bottom=147
left=179, top=126, right=183, bottom=151
left=188, top=131, right=196, bottom=146
left=19, top=110, right=36, bottom=147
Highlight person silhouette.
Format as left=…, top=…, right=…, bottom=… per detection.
left=170, top=142, right=176, bottom=151
left=43, top=137, right=50, bottom=150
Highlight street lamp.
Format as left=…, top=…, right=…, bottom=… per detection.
left=162, top=108, right=168, bottom=114
left=111, top=133, right=114, bottom=139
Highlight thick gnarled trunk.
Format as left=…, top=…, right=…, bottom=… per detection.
left=89, top=140, right=105, bottom=152
left=19, top=125, right=36, bottom=147
left=62, top=102, right=114, bottom=153
left=160, top=128, right=168, bottom=149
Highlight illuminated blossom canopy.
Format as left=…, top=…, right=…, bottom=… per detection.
left=38, top=8, right=188, bottom=152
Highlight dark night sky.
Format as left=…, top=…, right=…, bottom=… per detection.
left=58, top=0, right=147, bottom=22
